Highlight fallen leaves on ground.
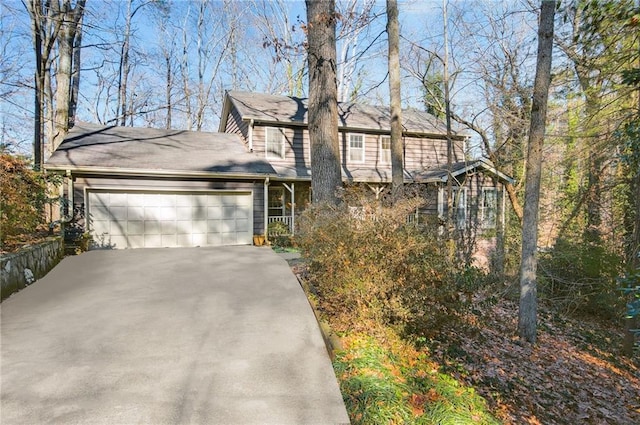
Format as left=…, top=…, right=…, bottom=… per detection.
left=436, top=299, right=640, bottom=425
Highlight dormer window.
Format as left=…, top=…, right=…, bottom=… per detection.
left=266, top=127, right=285, bottom=159
left=349, top=134, right=365, bottom=163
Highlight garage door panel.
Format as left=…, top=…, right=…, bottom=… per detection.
left=109, top=206, right=127, bottom=221
left=176, top=207, right=192, bottom=221
left=236, top=218, right=249, bottom=230
left=192, top=233, right=206, bottom=246
left=193, top=220, right=207, bottom=233
left=161, top=234, right=177, bottom=247
left=128, top=235, right=144, bottom=248
left=88, top=190, right=252, bottom=249
left=207, top=206, right=222, bottom=219
left=207, top=233, right=222, bottom=246
left=207, top=220, right=221, bottom=233
left=223, top=206, right=236, bottom=219
left=144, top=234, right=162, bottom=248
left=207, top=195, right=222, bottom=206
left=144, top=220, right=161, bottom=234
left=236, top=207, right=250, bottom=219
left=110, top=193, right=128, bottom=206
left=176, top=221, right=192, bottom=234
left=91, top=206, right=111, bottom=221
left=161, top=221, right=176, bottom=235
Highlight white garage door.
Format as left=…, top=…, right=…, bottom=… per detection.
left=87, top=190, right=253, bottom=249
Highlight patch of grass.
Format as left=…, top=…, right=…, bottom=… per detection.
left=333, top=333, right=500, bottom=425
left=271, top=245, right=299, bottom=254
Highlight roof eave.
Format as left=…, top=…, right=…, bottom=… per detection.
left=44, top=165, right=271, bottom=180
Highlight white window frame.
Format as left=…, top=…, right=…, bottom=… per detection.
left=265, top=127, right=285, bottom=159
left=480, top=187, right=498, bottom=229
left=379, top=135, right=391, bottom=164
left=438, top=186, right=468, bottom=229
left=348, top=133, right=365, bottom=163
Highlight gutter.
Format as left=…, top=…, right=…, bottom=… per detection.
left=44, top=165, right=272, bottom=181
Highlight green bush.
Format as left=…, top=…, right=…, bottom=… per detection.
left=538, top=238, right=624, bottom=320
left=295, top=188, right=481, bottom=337
left=0, top=153, right=50, bottom=244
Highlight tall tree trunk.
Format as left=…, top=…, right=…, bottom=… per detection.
left=69, top=11, right=83, bottom=126
left=387, top=0, right=403, bottom=200
left=443, top=0, right=455, bottom=259
left=52, top=0, right=85, bottom=154
left=518, top=0, right=555, bottom=344
left=306, top=0, right=342, bottom=205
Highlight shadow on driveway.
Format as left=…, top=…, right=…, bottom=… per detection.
left=1, top=246, right=349, bottom=425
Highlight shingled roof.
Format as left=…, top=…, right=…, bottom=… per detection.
left=219, top=91, right=466, bottom=139
left=45, top=122, right=275, bottom=177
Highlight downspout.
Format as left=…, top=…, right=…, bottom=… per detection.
left=248, top=119, right=254, bottom=152
left=264, top=177, right=269, bottom=242
left=66, top=170, right=74, bottom=218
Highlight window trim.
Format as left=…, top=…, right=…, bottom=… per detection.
left=379, top=135, right=391, bottom=164
left=480, top=187, right=498, bottom=229
left=265, top=127, right=286, bottom=159
left=348, top=133, right=366, bottom=163
left=438, top=186, right=468, bottom=229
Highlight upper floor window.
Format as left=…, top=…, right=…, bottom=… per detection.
left=349, top=134, right=365, bottom=163
left=379, top=135, right=391, bottom=164
left=480, top=187, right=498, bottom=228
left=266, top=127, right=285, bottom=159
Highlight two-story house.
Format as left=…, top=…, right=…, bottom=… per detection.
left=45, top=91, right=512, bottom=250
left=218, top=91, right=512, bottom=237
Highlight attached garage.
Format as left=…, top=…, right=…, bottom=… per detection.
left=87, top=189, right=253, bottom=249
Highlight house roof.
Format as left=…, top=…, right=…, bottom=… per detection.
left=219, top=91, right=467, bottom=139
left=269, top=160, right=513, bottom=185
left=45, top=122, right=276, bottom=177
left=409, top=159, right=515, bottom=184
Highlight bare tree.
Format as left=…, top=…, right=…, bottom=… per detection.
left=305, top=0, right=342, bottom=205
left=519, top=0, right=555, bottom=344
left=386, top=0, right=403, bottom=200
left=24, top=0, right=85, bottom=168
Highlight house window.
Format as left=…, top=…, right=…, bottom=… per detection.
left=268, top=187, right=285, bottom=216
left=266, top=127, right=285, bottom=159
left=480, top=187, right=498, bottom=228
left=380, top=135, right=391, bottom=164
left=439, top=186, right=467, bottom=229
left=349, top=134, right=365, bottom=163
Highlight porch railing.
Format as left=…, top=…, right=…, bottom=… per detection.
left=268, top=216, right=294, bottom=236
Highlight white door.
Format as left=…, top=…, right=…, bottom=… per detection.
left=87, top=190, right=253, bottom=249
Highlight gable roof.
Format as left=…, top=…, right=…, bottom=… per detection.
left=45, top=122, right=275, bottom=177
left=219, top=91, right=467, bottom=139
left=409, top=159, right=515, bottom=184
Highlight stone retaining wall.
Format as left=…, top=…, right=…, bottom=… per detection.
left=1, top=237, right=64, bottom=301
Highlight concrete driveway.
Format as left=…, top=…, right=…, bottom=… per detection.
left=1, top=246, right=349, bottom=425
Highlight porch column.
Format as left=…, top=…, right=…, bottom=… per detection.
left=283, top=182, right=295, bottom=235
left=66, top=170, right=73, bottom=220
left=264, top=178, right=270, bottom=241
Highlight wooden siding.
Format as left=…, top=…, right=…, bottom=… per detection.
left=247, top=124, right=466, bottom=180
left=225, top=107, right=250, bottom=149
left=72, top=176, right=266, bottom=234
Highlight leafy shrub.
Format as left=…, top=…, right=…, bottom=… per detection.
left=538, top=238, right=624, bottom=319
left=0, top=153, right=50, bottom=245
left=295, top=187, right=482, bottom=337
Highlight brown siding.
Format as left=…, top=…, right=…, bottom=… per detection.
left=224, top=108, right=250, bottom=149
left=251, top=121, right=466, bottom=182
